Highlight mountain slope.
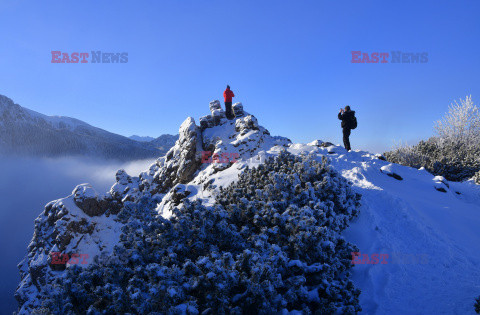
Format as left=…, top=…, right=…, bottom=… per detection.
left=0, top=95, right=174, bottom=160
left=149, top=134, right=179, bottom=151
left=15, top=100, right=480, bottom=314
left=288, top=143, right=480, bottom=314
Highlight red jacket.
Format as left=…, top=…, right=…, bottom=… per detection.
left=223, top=89, right=235, bottom=102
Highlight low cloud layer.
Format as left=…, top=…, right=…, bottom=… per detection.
left=0, top=156, right=155, bottom=314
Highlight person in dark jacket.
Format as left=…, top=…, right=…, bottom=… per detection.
left=223, top=85, right=235, bottom=120
left=338, top=105, right=355, bottom=151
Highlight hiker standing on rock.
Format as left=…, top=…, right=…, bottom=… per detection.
left=223, top=85, right=235, bottom=120
left=338, top=105, right=357, bottom=151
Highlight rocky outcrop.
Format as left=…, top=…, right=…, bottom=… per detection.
left=148, top=117, right=204, bottom=195
left=308, top=140, right=334, bottom=148
left=73, top=184, right=105, bottom=217
left=200, top=100, right=227, bottom=130
left=15, top=100, right=292, bottom=314
left=235, top=115, right=259, bottom=134
left=232, top=102, right=244, bottom=117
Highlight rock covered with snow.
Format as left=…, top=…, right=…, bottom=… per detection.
left=308, top=139, right=334, bottom=148
left=380, top=163, right=404, bottom=180
left=200, top=100, right=248, bottom=131
left=208, top=99, right=222, bottom=112
left=199, top=114, right=213, bottom=130
left=208, top=100, right=227, bottom=126
left=433, top=175, right=449, bottom=192
left=232, top=102, right=244, bottom=117
left=72, top=184, right=105, bottom=217
left=308, top=139, right=324, bottom=146
left=235, top=114, right=259, bottom=134
left=145, top=116, right=204, bottom=195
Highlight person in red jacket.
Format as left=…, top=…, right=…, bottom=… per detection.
left=223, top=85, right=235, bottom=120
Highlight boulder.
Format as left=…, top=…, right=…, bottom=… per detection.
left=209, top=100, right=222, bottom=113
left=232, top=102, right=244, bottom=117
left=72, top=184, right=105, bottom=216
left=308, top=140, right=324, bottom=147
left=211, top=108, right=226, bottom=126
left=199, top=115, right=213, bottom=130
left=152, top=117, right=203, bottom=193
left=115, top=169, right=131, bottom=185
left=433, top=176, right=449, bottom=192
left=380, top=164, right=403, bottom=180
left=235, top=115, right=259, bottom=134
left=375, top=154, right=387, bottom=161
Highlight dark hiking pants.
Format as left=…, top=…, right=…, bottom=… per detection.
left=343, top=128, right=351, bottom=151
left=225, top=102, right=234, bottom=120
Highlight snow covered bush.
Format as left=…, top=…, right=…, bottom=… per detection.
left=383, top=141, right=429, bottom=170
left=37, top=152, right=362, bottom=314
left=385, top=96, right=480, bottom=181
left=434, top=95, right=480, bottom=146
left=475, top=296, right=480, bottom=313
left=385, top=138, right=480, bottom=181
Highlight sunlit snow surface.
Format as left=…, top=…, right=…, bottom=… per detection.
left=289, top=144, right=480, bottom=314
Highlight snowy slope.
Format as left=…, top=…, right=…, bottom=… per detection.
left=288, top=142, right=480, bottom=314
left=0, top=94, right=174, bottom=160
left=15, top=100, right=480, bottom=314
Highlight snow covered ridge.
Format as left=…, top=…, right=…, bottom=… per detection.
left=15, top=100, right=363, bottom=313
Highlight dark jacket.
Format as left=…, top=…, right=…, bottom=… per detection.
left=338, top=110, right=356, bottom=129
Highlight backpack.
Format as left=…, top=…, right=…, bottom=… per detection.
left=350, top=115, right=358, bottom=129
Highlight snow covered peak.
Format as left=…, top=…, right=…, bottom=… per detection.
left=0, top=94, right=172, bottom=160
left=0, top=94, right=15, bottom=108
left=0, top=94, right=89, bottom=131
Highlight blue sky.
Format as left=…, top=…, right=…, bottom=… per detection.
left=0, top=0, right=479, bottom=152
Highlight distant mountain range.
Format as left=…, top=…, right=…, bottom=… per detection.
left=128, top=135, right=155, bottom=142
left=0, top=94, right=178, bottom=160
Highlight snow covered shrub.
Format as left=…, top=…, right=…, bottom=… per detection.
left=383, top=141, right=429, bottom=170
left=385, top=96, right=480, bottom=181
left=475, top=296, right=480, bottom=313
left=385, top=138, right=480, bottom=181
left=41, top=152, right=362, bottom=314
left=434, top=95, right=480, bottom=146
